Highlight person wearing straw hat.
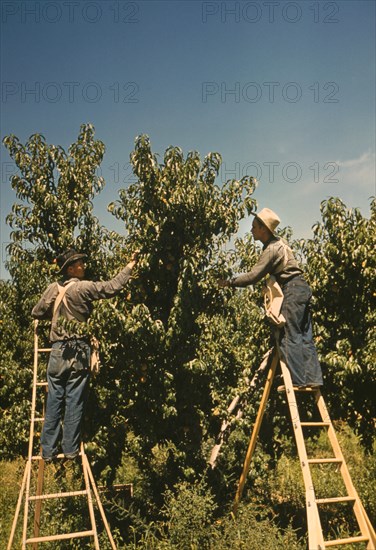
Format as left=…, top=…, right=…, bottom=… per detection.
left=218, top=208, right=323, bottom=389
left=32, top=248, right=138, bottom=462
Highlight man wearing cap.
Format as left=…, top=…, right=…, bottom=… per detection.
left=219, top=208, right=323, bottom=389
left=32, top=248, right=138, bottom=462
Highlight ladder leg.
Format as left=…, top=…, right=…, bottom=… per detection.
left=279, top=360, right=326, bottom=550
left=22, top=460, right=33, bottom=550
left=233, top=349, right=279, bottom=513
left=83, top=451, right=117, bottom=550
left=315, top=392, right=376, bottom=548
left=359, top=500, right=376, bottom=550
left=33, top=379, right=49, bottom=549
left=81, top=446, right=100, bottom=550
left=32, top=458, right=45, bottom=550
left=7, top=462, right=29, bottom=550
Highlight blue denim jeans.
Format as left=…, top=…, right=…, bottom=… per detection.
left=279, top=276, right=323, bottom=387
left=41, top=339, right=90, bottom=459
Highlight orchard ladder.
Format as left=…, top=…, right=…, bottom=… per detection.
left=7, top=320, right=117, bottom=549
left=233, top=340, right=376, bottom=550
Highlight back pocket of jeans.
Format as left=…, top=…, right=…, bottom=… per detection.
left=48, top=349, right=63, bottom=375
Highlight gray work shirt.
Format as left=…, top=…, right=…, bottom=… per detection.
left=32, top=265, right=132, bottom=342
left=230, top=236, right=303, bottom=288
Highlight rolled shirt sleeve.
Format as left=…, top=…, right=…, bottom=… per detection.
left=31, top=265, right=134, bottom=341
left=229, top=238, right=303, bottom=288
left=79, top=265, right=133, bottom=301
left=230, top=244, right=283, bottom=287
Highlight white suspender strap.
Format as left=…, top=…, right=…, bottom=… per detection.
left=52, top=281, right=77, bottom=323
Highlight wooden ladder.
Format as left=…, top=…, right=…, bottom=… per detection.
left=233, top=347, right=376, bottom=550
left=7, top=321, right=117, bottom=549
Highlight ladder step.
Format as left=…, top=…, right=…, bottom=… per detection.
left=38, top=348, right=52, bottom=352
left=36, top=382, right=48, bottom=386
left=277, top=385, right=319, bottom=392
left=31, top=452, right=82, bottom=460
left=301, top=421, right=330, bottom=427
left=316, top=496, right=356, bottom=504
left=33, top=417, right=45, bottom=422
left=28, top=490, right=88, bottom=501
left=308, top=458, right=342, bottom=464
left=324, top=535, right=369, bottom=547
left=26, top=530, right=95, bottom=544
left=295, top=387, right=320, bottom=392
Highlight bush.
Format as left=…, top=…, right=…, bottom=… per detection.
left=213, top=504, right=303, bottom=550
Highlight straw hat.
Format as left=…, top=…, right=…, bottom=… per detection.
left=252, top=208, right=281, bottom=234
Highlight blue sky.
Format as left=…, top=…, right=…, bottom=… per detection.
left=1, top=0, right=375, bottom=278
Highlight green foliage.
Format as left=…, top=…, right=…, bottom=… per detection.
left=3, top=124, right=105, bottom=269
left=107, top=135, right=257, bottom=324
left=212, top=505, right=302, bottom=550
left=160, top=480, right=217, bottom=548
left=0, top=281, right=31, bottom=457
left=0, top=459, right=25, bottom=546
left=84, top=135, right=258, bottom=500
left=300, top=198, right=376, bottom=446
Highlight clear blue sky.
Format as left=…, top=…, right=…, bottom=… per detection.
left=1, top=0, right=375, bottom=278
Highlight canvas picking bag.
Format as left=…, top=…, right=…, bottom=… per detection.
left=262, top=276, right=286, bottom=327
left=261, top=239, right=292, bottom=328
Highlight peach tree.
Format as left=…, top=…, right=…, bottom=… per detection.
left=300, top=197, right=376, bottom=447
left=83, top=135, right=259, bottom=503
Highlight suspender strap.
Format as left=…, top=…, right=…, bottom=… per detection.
left=52, top=281, right=77, bottom=323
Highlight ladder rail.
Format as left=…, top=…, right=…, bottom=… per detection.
left=22, top=321, right=41, bottom=549
left=232, top=350, right=279, bottom=513
left=33, top=374, right=47, bottom=549
left=83, top=452, right=117, bottom=550
left=29, top=321, right=40, bottom=459
left=315, top=392, right=376, bottom=548
left=22, top=461, right=32, bottom=548
left=81, top=443, right=100, bottom=550
left=7, top=464, right=29, bottom=550
left=32, top=460, right=45, bottom=549
left=279, top=359, right=326, bottom=549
